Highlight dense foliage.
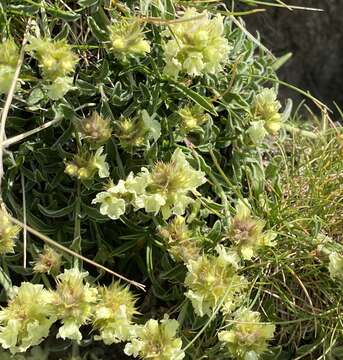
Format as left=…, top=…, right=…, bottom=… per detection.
left=0, top=0, right=342, bottom=359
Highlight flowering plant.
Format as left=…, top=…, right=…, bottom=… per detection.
left=0, top=0, right=336, bottom=359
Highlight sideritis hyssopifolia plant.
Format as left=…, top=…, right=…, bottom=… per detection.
left=0, top=0, right=340, bottom=359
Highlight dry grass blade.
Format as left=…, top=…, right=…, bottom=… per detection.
left=8, top=215, right=146, bottom=291
left=230, top=15, right=276, bottom=60
left=0, top=20, right=31, bottom=195
left=2, top=118, right=61, bottom=148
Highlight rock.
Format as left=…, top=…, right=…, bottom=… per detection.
left=243, top=0, right=343, bottom=109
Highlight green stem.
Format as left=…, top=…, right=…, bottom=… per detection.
left=72, top=342, right=79, bottom=358
left=182, top=286, right=231, bottom=353
left=208, top=147, right=243, bottom=201
left=192, top=148, right=233, bottom=220
left=283, top=124, right=321, bottom=139
left=71, top=181, right=82, bottom=268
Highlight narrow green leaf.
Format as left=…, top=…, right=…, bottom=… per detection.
left=38, top=202, right=75, bottom=218
left=88, top=16, right=108, bottom=42
left=46, top=7, right=80, bottom=21
left=169, top=80, right=218, bottom=115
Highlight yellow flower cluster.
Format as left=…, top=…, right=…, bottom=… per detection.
left=93, top=283, right=138, bottom=344
left=226, top=199, right=276, bottom=260
left=27, top=37, right=77, bottom=99
left=0, top=268, right=185, bottom=359
left=93, top=148, right=206, bottom=220
left=163, top=8, right=230, bottom=77
left=184, top=245, right=246, bottom=316
left=109, top=18, right=150, bottom=58
left=0, top=283, right=55, bottom=354
left=124, top=315, right=185, bottom=360
left=158, top=215, right=201, bottom=263
left=218, top=308, right=275, bottom=359
left=27, top=37, right=77, bottom=80
left=0, top=40, right=19, bottom=94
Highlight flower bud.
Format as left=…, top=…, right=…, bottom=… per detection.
left=251, top=88, right=282, bottom=135
left=33, top=246, right=61, bottom=275
left=113, top=111, right=160, bottom=152
left=78, top=112, right=112, bottom=147
left=0, top=210, right=20, bottom=255
left=65, top=147, right=109, bottom=180
left=226, top=199, right=276, bottom=260
left=109, top=19, right=150, bottom=58
left=27, top=37, right=77, bottom=80
left=158, top=216, right=200, bottom=263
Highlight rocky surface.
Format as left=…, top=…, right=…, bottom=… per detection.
left=244, top=0, right=343, bottom=110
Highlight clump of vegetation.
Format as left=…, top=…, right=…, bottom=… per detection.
left=0, top=0, right=342, bottom=359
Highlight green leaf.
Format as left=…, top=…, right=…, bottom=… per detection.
left=27, top=87, right=45, bottom=106
left=46, top=6, right=80, bottom=21
left=110, top=239, right=139, bottom=257
left=88, top=16, right=108, bottom=42
left=0, top=266, right=12, bottom=294
left=78, top=0, right=99, bottom=7
left=54, top=23, right=70, bottom=41
left=207, top=220, right=222, bottom=243
left=81, top=203, right=108, bottom=222
left=38, top=202, right=75, bottom=218
left=168, top=80, right=218, bottom=116
left=272, top=52, right=292, bottom=71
